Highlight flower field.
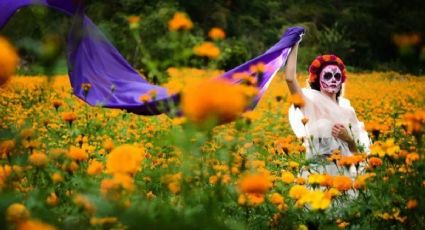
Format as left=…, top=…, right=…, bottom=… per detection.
left=1, top=69, right=424, bottom=230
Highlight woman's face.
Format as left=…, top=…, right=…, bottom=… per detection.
left=319, top=65, right=342, bottom=94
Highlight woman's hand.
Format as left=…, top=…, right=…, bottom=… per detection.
left=332, top=124, right=351, bottom=142
left=332, top=123, right=358, bottom=152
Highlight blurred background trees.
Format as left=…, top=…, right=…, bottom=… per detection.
left=1, top=0, right=424, bottom=80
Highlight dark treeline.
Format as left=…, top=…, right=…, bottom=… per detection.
left=1, top=0, right=425, bottom=76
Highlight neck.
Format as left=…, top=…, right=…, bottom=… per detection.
left=320, top=90, right=337, bottom=102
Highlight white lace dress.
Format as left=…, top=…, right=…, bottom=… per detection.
left=288, top=88, right=370, bottom=176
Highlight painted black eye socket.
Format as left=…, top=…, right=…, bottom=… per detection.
left=324, top=72, right=333, bottom=80
left=334, top=73, right=342, bottom=81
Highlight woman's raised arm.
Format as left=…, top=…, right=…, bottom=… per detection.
left=285, top=43, right=302, bottom=96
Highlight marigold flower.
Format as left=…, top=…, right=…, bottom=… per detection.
left=106, top=144, right=144, bottom=175
left=290, top=93, right=305, bottom=108
left=51, top=172, right=63, bottom=183
left=168, top=12, right=193, bottom=31
left=0, top=36, right=19, bottom=85
left=61, top=111, right=77, bottom=124
left=46, top=192, right=59, bottom=206
left=269, top=192, right=285, bottom=205
left=17, top=219, right=57, bottom=230
left=0, top=140, right=15, bottom=158
left=67, top=146, right=88, bottom=161
left=405, top=153, right=420, bottom=165
left=332, top=175, right=352, bottom=192
left=139, top=94, right=151, bottom=103
left=406, top=199, right=418, bottom=209
left=6, top=203, right=30, bottom=223
left=127, top=15, right=140, bottom=30
left=28, top=151, right=48, bottom=167
left=208, top=27, right=226, bottom=40
left=73, top=194, right=95, bottom=214
left=182, top=79, right=257, bottom=125
left=237, top=171, right=273, bottom=194
left=368, top=157, right=383, bottom=168
left=87, top=160, right=104, bottom=176
left=281, top=171, right=295, bottom=184
left=289, top=185, right=308, bottom=200
left=193, top=42, right=221, bottom=59
left=249, top=62, right=267, bottom=74
left=90, top=217, right=118, bottom=226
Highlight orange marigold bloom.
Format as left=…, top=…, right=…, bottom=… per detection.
left=368, top=157, right=383, bottom=168
left=269, top=192, right=285, bottom=205
left=6, top=203, right=30, bottom=223
left=28, top=151, right=48, bottom=167
left=0, top=140, right=15, bottom=158
left=406, top=199, right=418, bottom=209
left=87, top=160, right=104, bottom=176
left=46, top=192, right=59, bottom=206
left=67, top=146, right=88, bottom=161
left=182, top=78, right=257, bottom=125
left=17, top=219, right=57, bottom=230
left=51, top=172, right=63, bottom=183
left=405, top=153, right=420, bottom=165
left=106, top=144, right=144, bottom=175
left=168, top=12, right=193, bottom=31
left=249, top=62, right=267, bottom=74
left=332, top=175, right=352, bottom=192
left=0, top=36, right=19, bottom=85
left=193, top=42, right=221, bottom=59
left=237, top=171, right=273, bottom=194
left=127, top=15, right=140, bottom=30
left=61, top=111, right=77, bottom=123
left=290, top=93, right=305, bottom=108
left=208, top=27, right=226, bottom=40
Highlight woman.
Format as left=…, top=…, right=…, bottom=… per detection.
left=285, top=39, right=370, bottom=175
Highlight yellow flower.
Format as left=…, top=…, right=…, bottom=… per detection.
left=106, top=144, right=144, bottom=175
left=51, top=172, right=63, bottom=183
left=73, top=194, right=95, bottom=214
left=90, top=217, right=118, bottom=226
left=281, top=171, right=295, bottom=184
left=168, top=12, right=193, bottom=31
left=0, top=36, right=19, bottom=85
left=193, top=42, right=221, bottom=59
left=208, top=27, right=226, bottom=40
left=289, top=185, right=308, bottom=200
left=6, top=203, right=30, bottom=223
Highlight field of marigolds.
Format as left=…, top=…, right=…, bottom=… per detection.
left=1, top=25, right=425, bottom=230
left=0, top=67, right=424, bottom=230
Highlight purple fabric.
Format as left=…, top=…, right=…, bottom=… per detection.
left=0, top=0, right=304, bottom=115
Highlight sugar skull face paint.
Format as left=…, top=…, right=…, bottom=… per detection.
left=319, top=65, right=342, bottom=94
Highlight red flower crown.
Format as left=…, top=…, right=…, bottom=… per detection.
left=308, top=54, right=347, bottom=84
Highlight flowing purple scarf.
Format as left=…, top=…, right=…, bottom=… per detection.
left=0, top=0, right=304, bottom=115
